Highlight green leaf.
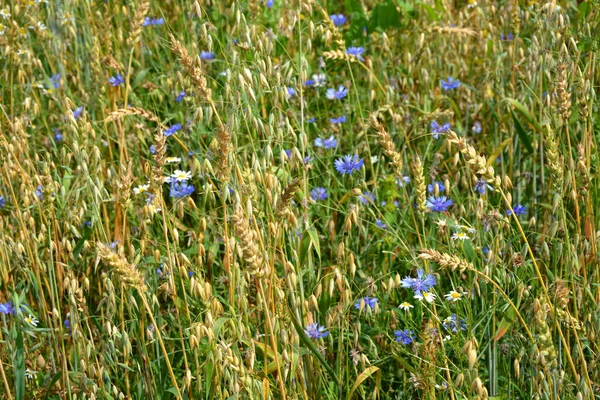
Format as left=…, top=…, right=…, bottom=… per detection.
left=15, top=325, right=25, bottom=400
left=306, top=228, right=321, bottom=261
left=510, top=109, right=534, bottom=154
left=368, top=0, right=401, bottom=31
left=503, top=98, right=541, bottom=131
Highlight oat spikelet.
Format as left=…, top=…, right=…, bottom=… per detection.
left=97, top=242, right=145, bottom=290
left=232, top=204, right=265, bottom=276
left=418, top=249, right=474, bottom=273
left=322, top=49, right=354, bottom=62
left=446, top=130, right=501, bottom=187
left=276, top=178, right=300, bottom=218
left=411, top=156, right=427, bottom=215
left=371, top=115, right=403, bottom=177
left=107, top=107, right=164, bottom=128
left=127, top=1, right=150, bottom=48
left=170, top=34, right=213, bottom=102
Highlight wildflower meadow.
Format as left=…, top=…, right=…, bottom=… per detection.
left=1, top=0, right=600, bottom=399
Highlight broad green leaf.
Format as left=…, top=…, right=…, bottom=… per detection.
left=510, top=109, right=534, bottom=154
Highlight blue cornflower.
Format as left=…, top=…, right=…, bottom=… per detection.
left=400, top=269, right=437, bottom=295
left=441, top=77, right=461, bottom=91
left=330, top=115, right=347, bottom=124
left=54, top=128, right=63, bottom=142
left=482, top=246, right=490, bottom=255
left=175, top=91, right=186, bottom=102
left=472, top=121, right=482, bottom=134
left=109, top=73, right=124, bottom=87
left=311, top=187, right=328, bottom=201
left=73, top=106, right=84, bottom=119
left=170, top=182, right=195, bottom=199
left=188, top=270, right=194, bottom=278
left=84, top=221, right=92, bottom=227
left=64, top=317, right=71, bottom=330
left=200, top=51, right=215, bottom=60
left=397, top=176, right=411, bottom=187
left=0, top=195, right=5, bottom=209
left=354, top=296, right=378, bottom=310
left=109, top=240, right=120, bottom=250
left=150, top=145, right=157, bottom=154
left=304, top=323, right=329, bottom=339
left=346, top=47, right=365, bottom=61
left=307, top=117, right=316, bottom=123
left=427, top=181, right=446, bottom=194
left=36, top=185, right=44, bottom=200
left=143, top=17, right=163, bottom=26
left=163, top=123, right=182, bottom=137
left=443, top=314, right=467, bottom=333
left=0, top=302, right=13, bottom=315
left=376, top=219, right=387, bottom=229
left=500, top=33, right=514, bottom=41
left=334, top=154, right=364, bottom=175
left=430, top=121, right=451, bottom=139
left=394, top=329, right=416, bottom=345
left=266, top=0, right=274, bottom=7
left=330, top=14, right=347, bottom=26
left=426, top=196, right=453, bottom=212
left=314, top=135, right=337, bottom=149
left=287, top=87, right=296, bottom=97
left=326, top=85, right=348, bottom=100
left=304, top=79, right=315, bottom=86
left=51, top=73, right=61, bottom=89
left=506, top=204, right=526, bottom=216
left=474, top=178, right=493, bottom=195
left=142, top=17, right=153, bottom=26
left=358, top=191, right=375, bottom=205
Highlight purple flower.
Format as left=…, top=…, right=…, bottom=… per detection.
left=443, top=314, right=467, bottom=333
left=334, top=154, right=364, bottom=175
left=426, top=196, right=453, bottom=212
left=304, top=323, right=329, bottom=339
left=311, top=187, right=328, bottom=201
left=109, top=73, right=124, bottom=87
left=307, top=117, right=316, bottom=123
left=287, top=87, right=296, bottom=97
left=163, top=123, right=182, bottom=137
left=472, top=121, right=482, bottom=134
left=150, top=145, right=157, bottom=154
left=474, top=178, right=493, bottom=195
left=358, top=191, right=375, bottom=204
left=354, top=296, right=378, bottom=310
left=175, top=91, right=186, bottom=102
left=500, top=33, right=514, bottom=41
left=394, top=329, right=416, bottom=345
left=73, top=106, right=84, bottom=119
left=396, top=176, right=411, bottom=187
left=430, top=121, right=451, bottom=139
left=51, top=73, right=61, bottom=89
left=400, top=269, right=437, bottom=295
left=0, top=195, right=5, bottom=209
left=330, top=115, right=347, bottom=124
left=330, top=14, right=347, bottom=26
left=170, top=182, right=195, bottom=199
left=326, top=85, right=348, bottom=100
left=64, top=317, right=71, bottom=330
left=346, top=47, right=365, bottom=61
left=53, top=128, right=63, bottom=143
left=36, top=185, right=44, bottom=200
left=506, top=204, right=526, bottom=216
left=314, top=135, right=337, bottom=149
left=427, top=181, right=445, bottom=194
left=441, top=77, right=461, bottom=91
left=143, top=17, right=164, bottom=26
left=376, top=219, right=387, bottom=229
left=304, top=79, right=315, bottom=86
left=266, top=0, right=274, bottom=7
left=200, top=51, right=215, bottom=60
left=0, top=302, right=14, bottom=315
left=188, top=270, right=194, bottom=278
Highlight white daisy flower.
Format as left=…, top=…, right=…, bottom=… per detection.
left=170, top=170, right=192, bottom=182
left=399, top=302, right=414, bottom=311
left=444, top=290, right=463, bottom=302
left=451, top=232, right=470, bottom=241
left=25, top=314, right=39, bottom=326
left=415, top=292, right=436, bottom=303
left=165, top=157, right=181, bottom=163
left=25, top=369, right=37, bottom=380
left=133, top=184, right=150, bottom=195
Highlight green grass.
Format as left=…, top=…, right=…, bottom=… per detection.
left=0, top=0, right=599, bottom=398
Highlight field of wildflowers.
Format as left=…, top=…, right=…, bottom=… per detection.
left=1, top=0, right=600, bottom=398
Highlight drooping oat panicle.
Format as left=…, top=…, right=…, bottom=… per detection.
left=107, top=107, right=164, bottom=128
left=371, top=115, right=403, bottom=177
left=127, top=1, right=150, bottom=48
left=170, top=34, right=213, bottom=102
left=543, top=124, right=564, bottom=194
left=446, top=130, right=501, bottom=188
left=97, top=242, right=144, bottom=290
left=232, top=204, right=265, bottom=276
left=419, top=249, right=474, bottom=273
left=276, top=178, right=300, bottom=218
left=411, top=156, right=427, bottom=215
